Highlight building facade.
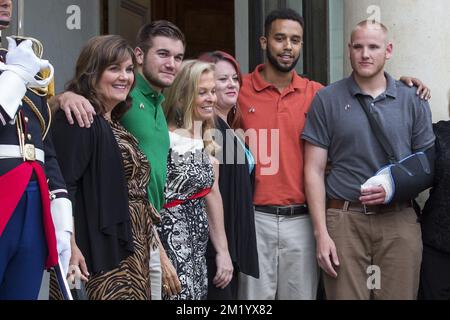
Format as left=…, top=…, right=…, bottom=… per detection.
left=1, top=0, right=449, bottom=120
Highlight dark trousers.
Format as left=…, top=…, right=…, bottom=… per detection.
left=206, top=256, right=238, bottom=300
left=419, top=244, right=450, bottom=300
left=0, top=181, right=47, bottom=300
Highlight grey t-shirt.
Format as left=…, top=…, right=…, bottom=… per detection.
left=302, top=73, right=435, bottom=201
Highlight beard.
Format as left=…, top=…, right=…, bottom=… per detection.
left=266, top=45, right=300, bottom=73
left=142, top=68, right=170, bottom=91
left=141, top=59, right=174, bottom=91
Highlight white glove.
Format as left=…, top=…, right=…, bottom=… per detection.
left=2, top=37, right=54, bottom=87
left=0, top=37, right=53, bottom=118
left=56, top=231, right=71, bottom=276
left=361, top=166, right=394, bottom=204
left=5, top=37, right=42, bottom=78
left=51, top=198, right=74, bottom=275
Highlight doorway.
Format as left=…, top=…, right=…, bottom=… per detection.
left=151, top=0, right=235, bottom=59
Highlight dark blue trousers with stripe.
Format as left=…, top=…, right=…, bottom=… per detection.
left=0, top=181, right=47, bottom=300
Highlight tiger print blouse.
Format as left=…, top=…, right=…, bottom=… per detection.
left=110, top=120, right=160, bottom=249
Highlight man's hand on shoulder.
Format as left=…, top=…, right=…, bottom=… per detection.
left=50, top=91, right=96, bottom=128
left=399, top=76, right=431, bottom=101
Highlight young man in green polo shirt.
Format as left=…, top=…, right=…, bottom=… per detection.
left=122, top=21, right=185, bottom=215
left=52, top=21, right=186, bottom=300
left=120, top=21, right=185, bottom=300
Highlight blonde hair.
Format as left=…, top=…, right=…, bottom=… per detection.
left=163, top=60, right=219, bottom=155
left=351, top=20, right=389, bottom=44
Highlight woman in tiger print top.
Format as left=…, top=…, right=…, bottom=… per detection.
left=52, top=35, right=158, bottom=300
left=82, top=119, right=160, bottom=300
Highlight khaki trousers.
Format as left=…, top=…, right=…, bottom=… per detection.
left=323, top=206, right=422, bottom=300
left=238, top=211, right=319, bottom=300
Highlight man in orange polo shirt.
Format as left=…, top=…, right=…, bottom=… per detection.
left=237, top=8, right=323, bottom=300
left=237, top=8, right=430, bottom=300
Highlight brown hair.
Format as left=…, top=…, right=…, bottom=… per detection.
left=136, top=20, right=186, bottom=54
left=197, top=51, right=243, bottom=130
left=65, top=35, right=136, bottom=120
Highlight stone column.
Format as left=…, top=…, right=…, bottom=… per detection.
left=344, top=0, right=450, bottom=121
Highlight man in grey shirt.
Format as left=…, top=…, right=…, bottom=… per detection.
left=302, top=20, right=434, bottom=300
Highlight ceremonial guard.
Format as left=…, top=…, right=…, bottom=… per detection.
left=0, top=0, right=72, bottom=299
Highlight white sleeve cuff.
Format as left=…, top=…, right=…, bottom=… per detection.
left=0, top=71, right=26, bottom=119
left=50, top=197, right=74, bottom=233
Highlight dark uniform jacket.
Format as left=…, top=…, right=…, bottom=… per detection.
left=0, top=47, right=67, bottom=198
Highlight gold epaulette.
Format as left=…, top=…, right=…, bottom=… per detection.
left=39, top=69, right=55, bottom=98
left=28, top=72, right=55, bottom=98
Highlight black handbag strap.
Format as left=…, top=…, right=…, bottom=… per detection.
left=355, top=95, right=397, bottom=164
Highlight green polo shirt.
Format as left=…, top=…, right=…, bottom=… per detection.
left=121, top=73, right=169, bottom=211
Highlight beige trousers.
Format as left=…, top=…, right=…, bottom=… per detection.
left=238, top=210, right=319, bottom=300
left=323, top=206, right=422, bottom=300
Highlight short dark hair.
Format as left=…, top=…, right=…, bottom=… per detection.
left=264, top=8, right=304, bottom=37
left=136, top=20, right=186, bottom=53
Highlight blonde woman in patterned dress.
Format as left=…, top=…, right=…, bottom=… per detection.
left=52, top=35, right=158, bottom=299
left=159, top=60, right=233, bottom=299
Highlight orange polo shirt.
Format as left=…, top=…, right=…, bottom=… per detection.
left=238, top=64, right=323, bottom=206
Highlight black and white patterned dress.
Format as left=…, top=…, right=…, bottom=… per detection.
left=158, top=131, right=214, bottom=300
